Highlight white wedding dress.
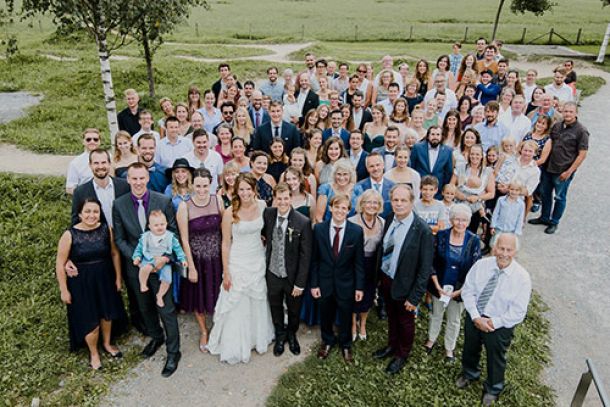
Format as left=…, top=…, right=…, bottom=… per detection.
left=207, top=201, right=274, bottom=364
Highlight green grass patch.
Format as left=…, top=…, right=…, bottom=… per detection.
left=268, top=293, right=554, bottom=406
left=158, top=44, right=273, bottom=59
left=0, top=173, right=141, bottom=406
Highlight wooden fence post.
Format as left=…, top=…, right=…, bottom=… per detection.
left=548, top=28, right=554, bottom=44
left=463, top=26, right=469, bottom=43
left=521, top=28, right=527, bottom=44
left=195, top=23, right=199, bottom=37
left=355, top=24, right=358, bottom=41
left=576, top=28, right=582, bottom=45
left=409, top=26, right=413, bottom=41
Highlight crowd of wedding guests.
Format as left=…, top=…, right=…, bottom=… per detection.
left=57, top=37, right=589, bottom=405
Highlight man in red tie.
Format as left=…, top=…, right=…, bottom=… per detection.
left=310, top=194, right=365, bottom=363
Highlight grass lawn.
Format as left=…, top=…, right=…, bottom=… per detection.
left=0, top=174, right=141, bottom=406
left=268, top=294, right=554, bottom=406
left=170, top=0, right=610, bottom=44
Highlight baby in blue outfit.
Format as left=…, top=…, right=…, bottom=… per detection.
left=133, top=210, right=187, bottom=307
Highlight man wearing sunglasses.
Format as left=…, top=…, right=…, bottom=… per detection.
left=65, top=128, right=102, bottom=195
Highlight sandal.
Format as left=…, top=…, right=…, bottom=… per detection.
left=199, top=331, right=209, bottom=353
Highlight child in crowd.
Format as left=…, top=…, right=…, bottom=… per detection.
left=414, top=175, right=447, bottom=234
left=133, top=210, right=188, bottom=307
left=485, top=145, right=500, bottom=174
left=441, top=183, right=457, bottom=229
left=495, top=136, right=518, bottom=185
left=490, top=180, right=525, bottom=247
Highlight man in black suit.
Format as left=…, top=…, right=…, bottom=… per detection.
left=117, top=89, right=142, bottom=136
left=348, top=130, right=369, bottom=181
left=351, top=91, right=373, bottom=131
left=112, top=162, right=181, bottom=377
left=71, top=149, right=130, bottom=226
left=263, top=183, right=312, bottom=356
left=248, top=90, right=270, bottom=129
left=251, top=101, right=302, bottom=155
left=372, top=184, right=434, bottom=374
left=311, top=194, right=364, bottom=363
left=295, top=74, right=319, bottom=126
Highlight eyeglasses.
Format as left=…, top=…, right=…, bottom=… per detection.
left=85, top=137, right=100, bottom=142
left=357, top=70, right=367, bottom=73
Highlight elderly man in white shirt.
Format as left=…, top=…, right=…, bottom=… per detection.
left=156, top=116, right=193, bottom=168
left=499, top=95, right=532, bottom=144
left=456, top=233, right=531, bottom=406
left=65, top=128, right=101, bottom=194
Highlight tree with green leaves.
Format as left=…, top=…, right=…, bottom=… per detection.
left=492, top=0, right=556, bottom=41
left=125, top=1, right=208, bottom=98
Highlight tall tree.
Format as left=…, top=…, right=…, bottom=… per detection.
left=492, top=0, right=555, bottom=41
left=20, top=0, right=135, bottom=143
left=125, top=1, right=208, bottom=97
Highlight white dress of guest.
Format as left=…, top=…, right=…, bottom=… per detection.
left=207, top=200, right=274, bottom=364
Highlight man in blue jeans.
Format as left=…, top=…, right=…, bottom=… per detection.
left=528, top=102, right=588, bottom=234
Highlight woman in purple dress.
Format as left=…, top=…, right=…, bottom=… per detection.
left=177, top=168, right=224, bottom=352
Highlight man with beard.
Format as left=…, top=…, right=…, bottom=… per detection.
left=71, top=148, right=130, bottom=226
left=544, top=67, right=574, bottom=103
left=474, top=102, right=509, bottom=153
left=248, top=90, right=271, bottom=129
left=136, top=134, right=170, bottom=193
left=182, top=129, right=223, bottom=192
left=408, top=125, right=454, bottom=199
left=260, top=66, right=285, bottom=103
left=350, top=91, right=372, bottom=131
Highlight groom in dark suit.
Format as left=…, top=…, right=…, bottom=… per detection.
left=112, top=162, right=181, bottom=377
left=409, top=125, right=454, bottom=199
left=372, top=184, right=434, bottom=374
left=311, top=194, right=364, bottom=363
left=263, top=183, right=312, bottom=356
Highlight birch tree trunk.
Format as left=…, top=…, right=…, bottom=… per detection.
left=596, top=23, right=610, bottom=64
left=95, top=19, right=119, bottom=146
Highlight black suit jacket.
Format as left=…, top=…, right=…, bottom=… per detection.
left=310, top=220, right=365, bottom=300
left=251, top=121, right=302, bottom=154
left=112, top=191, right=177, bottom=272
left=295, top=89, right=320, bottom=125
left=377, top=213, right=434, bottom=304
left=352, top=150, right=369, bottom=181
left=354, top=108, right=373, bottom=131
left=262, top=208, right=312, bottom=288
left=71, top=177, right=130, bottom=225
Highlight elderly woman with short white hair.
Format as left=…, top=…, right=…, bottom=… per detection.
left=424, top=203, right=482, bottom=362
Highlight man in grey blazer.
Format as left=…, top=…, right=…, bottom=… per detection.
left=372, top=184, right=434, bottom=374
left=112, top=162, right=181, bottom=377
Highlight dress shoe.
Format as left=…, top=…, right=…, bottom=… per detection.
left=531, top=203, right=541, bottom=213
left=141, top=338, right=164, bottom=358
left=423, top=342, right=435, bottom=354
left=385, top=357, right=407, bottom=374
left=372, top=346, right=393, bottom=360
left=287, top=334, right=300, bottom=355
left=482, top=392, right=498, bottom=406
left=544, top=224, right=558, bottom=234
left=456, top=375, right=475, bottom=389
left=377, top=306, right=388, bottom=321
left=528, top=217, right=549, bottom=226
left=341, top=348, right=353, bottom=363
left=317, top=344, right=333, bottom=360
left=273, top=340, right=285, bottom=356
left=161, top=352, right=181, bottom=377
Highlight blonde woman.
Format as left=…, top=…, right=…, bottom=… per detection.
left=315, top=158, right=356, bottom=223
left=112, top=130, right=138, bottom=178
left=348, top=189, right=385, bottom=341
left=175, top=102, right=192, bottom=137
left=232, top=107, right=254, bottom=148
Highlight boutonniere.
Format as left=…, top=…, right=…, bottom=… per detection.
left=288, top=227, right=294, bottom=243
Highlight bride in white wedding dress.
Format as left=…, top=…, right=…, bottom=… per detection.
left=207, top=173, right=274, bottom=364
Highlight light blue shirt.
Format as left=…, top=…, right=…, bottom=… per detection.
left=449, top=53, right=463, bottom=77
left=383, top=211, right=414, bottom=279
left=474, top=121, right=509, bottom=153
left=155, top=136, right=193, bottom=168
left=260, top=79, right=285, bottom=102
left=491, top=196, right=525, bottom=235
left=198, top=107, right=222, bottom=134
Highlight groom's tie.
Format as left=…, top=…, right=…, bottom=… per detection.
left=269, top=216, right=287, bottom=278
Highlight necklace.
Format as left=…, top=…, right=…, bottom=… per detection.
left=360, top=213, right=377, bottom=230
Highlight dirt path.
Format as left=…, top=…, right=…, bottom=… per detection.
left=175, top=42, right=313, bottom=64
